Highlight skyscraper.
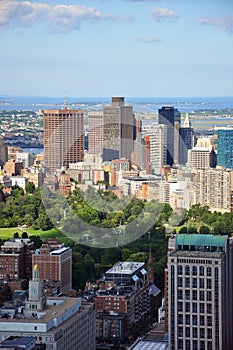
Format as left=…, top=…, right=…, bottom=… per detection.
left=179, top=113, right=194, bottom=165
left=217, top=128, right=233, bottom=169
left=88, top=111, right=103, bottom=155
left=158, top=106, right=181, bottom=166
left=167, top=234, right=233, bottom=350
left=142, top=123, right=167, bottom=174
left=103, top=97, right=136, bottom=161
left=0, top=137, right=7, bottom=167
left=44, top=108, right=84, bottom=173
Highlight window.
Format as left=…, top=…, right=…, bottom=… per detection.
left=193, top=340, right=198, bottom=350
left=207, top=279, right=212, bottom=289
left=178, top=327, right=183, bottom=337
left=207, top=329, right=212, bottom=339
left=200, top=315, right=205, bottom=326
left=178, top=277, right=183, bottom=288
left=193, top=327, right=197, bottom=338
left=200, top=278, right=204, bottom=288
left=185, top=302, right=190, bottom=313
left=200, top=303, right=205, bottom=314
left=185, top=277, right=190, bottom=288
left=200, top=341, right=205, bottom=350
left=178, top=339, right=183, bottom=349
left=178, top=302, right=183, bottom=312
left=185, top=340, right=190, bottom=350
left=178, top=314, right=183, bottom=325
left=192, top=266, right=197, bottom=276
left=207, top=341, right=212, bottom=350
left=192, top=290, right=197, bottom=300
left=192, top=278, right=197, bottom=288
left=192, top=303, right=197, bottom=313
left=200, top=328, right=205, bottom=339
left=185, top=265, right=190, bottom=275
left=185, top=290, right=190, bottom=300
left=185, top=314, right=190, bottom=325
left=193, top=315, right=197, bottom=325
left=185, top=327, right=190, bottom=337
left=200, top=290, right=204, bottom=301
left=200, top=266, right=204, bottom=276
left=207, top=316, right=212, bottom=326
left=178, top=265, right=183, bottom=275
left=207, top=303, right=212, bottom=314
left=178, top=289, right=183, bottom=299
left=207, top=291, right=212, bottom=301
left=207, top=266, right=212, bottom=276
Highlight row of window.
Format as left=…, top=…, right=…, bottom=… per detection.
left=178, top=276, right=212, bottom=289
left=178, top=314, right=212, bottom=326
left=178, top=339, right=212, bottom=350
left=178, top=289, right=212, bottom=301
left=178, top=265, right=213, bottom=276
left=178, top=301, right=213, bottom=314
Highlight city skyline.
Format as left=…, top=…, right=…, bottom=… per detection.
left=0, top=0, right=233, bottom=97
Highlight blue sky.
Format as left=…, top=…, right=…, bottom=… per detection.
left=0, top=0, right=233, bottom=97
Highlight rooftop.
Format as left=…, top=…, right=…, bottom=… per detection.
left=105, top=262, right=145, bottom=275
left=176, top=234, right=227, bottom=253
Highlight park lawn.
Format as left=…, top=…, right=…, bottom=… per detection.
left=0, top=227, right=65, bottom=241
left=0, top=227, right=23, bottom=240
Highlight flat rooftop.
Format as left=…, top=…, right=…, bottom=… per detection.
left=105, top=262, right=145, bottom=275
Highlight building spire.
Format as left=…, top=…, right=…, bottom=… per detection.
left=183, top=112, right=191, bottom=128
left=64, top=89, right=67, bottom=109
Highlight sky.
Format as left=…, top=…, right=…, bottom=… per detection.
left=0, top=0, right=233, bottom=97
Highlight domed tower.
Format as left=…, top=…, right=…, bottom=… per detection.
left=24, top=264, right=46, bottom=318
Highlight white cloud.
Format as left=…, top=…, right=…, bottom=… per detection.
left=152, top=6, right=178, bottom=22
left=0, top=0, right=128, bottom=33
left=199, top=16, right=233, bottom=34
left=136, top=36, right=161, bottom=43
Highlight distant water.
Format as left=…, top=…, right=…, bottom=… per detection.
left=22, top=147, right=43, bottom=155
left=0, top=95, right=233, bottom=113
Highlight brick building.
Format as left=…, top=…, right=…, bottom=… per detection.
left=32, top=244, right=72, bottom=293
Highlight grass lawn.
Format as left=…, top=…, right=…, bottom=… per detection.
left=0, top=227, right=70, bottom=242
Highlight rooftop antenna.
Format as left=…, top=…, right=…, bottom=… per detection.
left=64, top=89, right=67, bottom=109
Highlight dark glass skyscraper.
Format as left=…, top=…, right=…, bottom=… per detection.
left=217, top=128, right=233, bottom=169
left=158, top=106, right=181, bottom=166
left=179, top=113, right=194, bottom=165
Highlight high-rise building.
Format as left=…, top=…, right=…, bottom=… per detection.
left=142, top=124, right=167, bottom=174
left=44, top=108, right=84, bottom=173
left=103, top=97, right=136, bottom=161
left=179, top=113, right=194, bottom=165
left=158, top=107, right=181, bottom=166
left=167, top=234, right=233, bottom=350
left=217, top=128, right=233, bottom=169
left=0, top=137, right=7, bottom=167
left=188, top=147, right=217, bottom=169
left=88, top=111, right=103, bottom=155
left=192, top=167, right=233, bottom=213
left=32, top=244, right=72, bottom=292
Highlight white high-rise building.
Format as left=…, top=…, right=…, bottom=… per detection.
left=142, top=123, right=167, bottom=174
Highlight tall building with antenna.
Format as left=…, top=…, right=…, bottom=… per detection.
left=44, top=107, right=84, bottom=173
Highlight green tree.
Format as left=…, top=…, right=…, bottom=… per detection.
left=25, top=182, right=36, bottom=194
